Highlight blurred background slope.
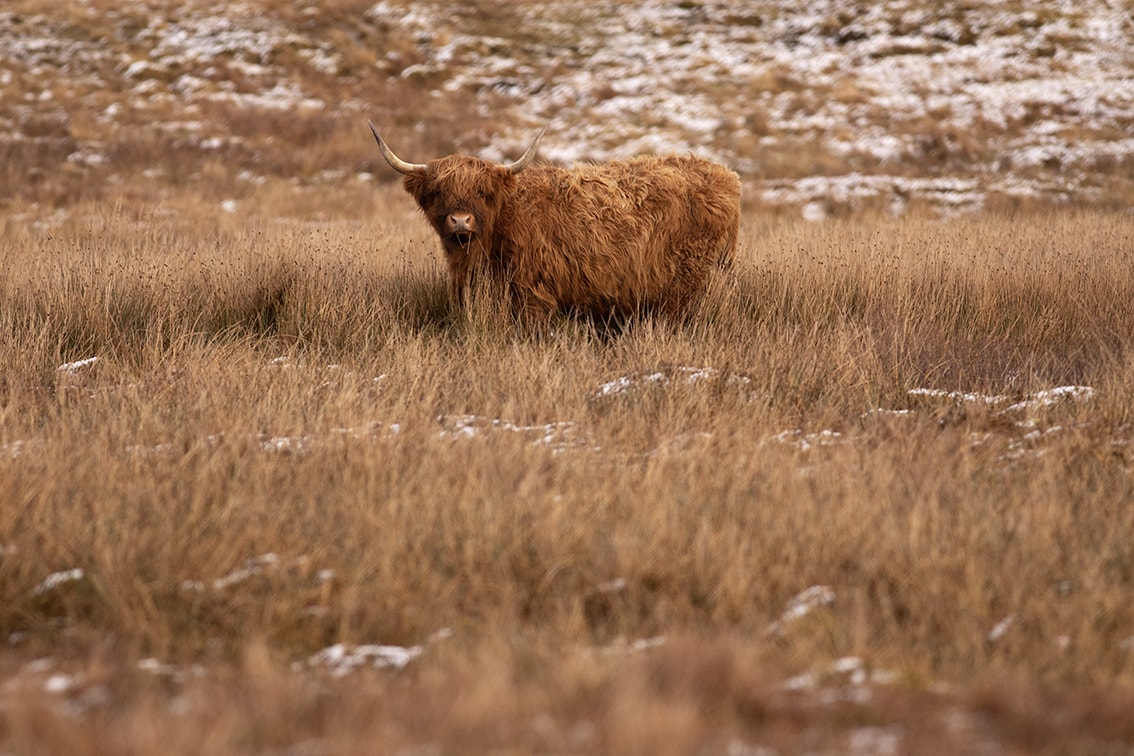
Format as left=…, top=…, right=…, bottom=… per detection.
left=2, top=0, right=1132, bottom=215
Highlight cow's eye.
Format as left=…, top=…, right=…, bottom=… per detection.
left=478, top=190, right=495, bottom=203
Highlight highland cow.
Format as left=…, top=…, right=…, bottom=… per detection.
left=369, top=122, right=740, bottom=325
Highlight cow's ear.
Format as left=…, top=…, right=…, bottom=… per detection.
left=495, top=165, right=518, bottom=184
left=403, top=171, right=431, bottom=197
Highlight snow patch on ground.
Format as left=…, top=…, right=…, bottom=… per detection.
left=908, top=385, right=1094, bottom=412
left=32, top=568, right=85, bottom=596
left=767, top=585, right=836, bottom=636
left=307, top=628, right=452, bottom=676
left=591, top=366, right=754, bottom=400
left=438, top=414, right=578, bottom=451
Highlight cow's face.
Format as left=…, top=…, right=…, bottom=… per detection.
left=369, top=123, right=545, bottom=291
left=368, top=124, right=545, bottom=252
left=403, top=157, right=513, bottom=254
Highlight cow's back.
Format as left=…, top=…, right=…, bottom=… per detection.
left=499, top=155, right=740, bottom=318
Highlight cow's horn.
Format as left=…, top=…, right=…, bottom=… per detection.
left=369, top=121, right=427, bottom=174
left=502, top=126, right=547, bottom=174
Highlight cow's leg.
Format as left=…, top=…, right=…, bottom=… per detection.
left=446, top=252, right=478, bottom=310
left=448, top=276, right=466, bottom=309
left=657, top=239, right=718, bottom=319
left=512, top=280, right=558, bottom=333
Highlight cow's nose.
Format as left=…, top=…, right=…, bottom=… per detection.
left=447, top=212, right=476, bottom=233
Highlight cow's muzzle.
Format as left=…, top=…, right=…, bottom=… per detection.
left=446, top=212, right=479, bottom=244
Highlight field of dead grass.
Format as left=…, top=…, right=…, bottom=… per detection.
left=3, top=0, right=1134, bottom=751
left=2, top=186, right=1134, bottom=753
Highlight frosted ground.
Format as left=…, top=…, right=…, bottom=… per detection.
left=368, top=0, right=1134, bottom=212
left=2, top=0, right=1133, bottom=215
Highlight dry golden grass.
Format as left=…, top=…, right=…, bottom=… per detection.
left=2, top=186, right=1134, bottom=753
left=4, top=1, right=1134, bottom=750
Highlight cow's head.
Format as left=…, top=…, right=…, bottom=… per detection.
left=369, top=122, right=544, bottom=253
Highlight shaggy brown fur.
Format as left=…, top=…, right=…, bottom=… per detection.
left=378, top=133, right=741, bottom=325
